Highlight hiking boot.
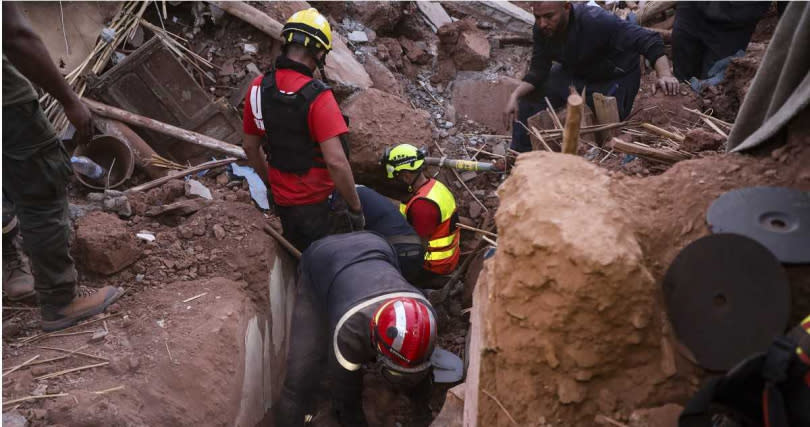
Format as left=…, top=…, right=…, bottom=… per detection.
left=2, top=249, right=35, bottom=301
left=41, top=286, right=123, bottom=332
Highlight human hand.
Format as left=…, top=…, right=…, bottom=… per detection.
left=655, top=76, right=680, bottom=96
left=63, top=98, right=94, bottom=146
left=347, top=208, right=365, bottom=231
left=502, top=96, right=518, bottom=131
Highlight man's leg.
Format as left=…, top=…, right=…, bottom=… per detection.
left=277, top=200, right=333, bottom=252
left=2, top=195, right=35, bottom=300
left=274, top=279, right=327, bottom=427
left=672, top=21, right=708, bottom=80
left=3, top=100, right=121, bottom=330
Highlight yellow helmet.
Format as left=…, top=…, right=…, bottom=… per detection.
left=381, top=144, right=426, bottom=179
left=282, top=8, right=333, bottom=52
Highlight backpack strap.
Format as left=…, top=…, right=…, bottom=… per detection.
left=298, top=78, right=331, bottom=103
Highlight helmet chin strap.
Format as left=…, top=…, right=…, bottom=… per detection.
left=407, top=169, right=423, bottom=193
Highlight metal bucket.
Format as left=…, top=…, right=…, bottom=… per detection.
left=72, top=134, right=135, bottom=189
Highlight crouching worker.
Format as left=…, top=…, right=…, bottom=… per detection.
left=274, top=231, right=437, bottom=427
left=349, top=185, right=424, bottom=282
left=381, top=144, right=460, bottom=285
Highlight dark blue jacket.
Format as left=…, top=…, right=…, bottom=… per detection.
left=524, top=4, right=665, bottom=87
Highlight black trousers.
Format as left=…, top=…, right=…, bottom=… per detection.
left=672, top=7, right=758, bottom=81
left=511, top=63, right=641, bottom=152
left=273, top=276, right=364, bottom=427
left=276, top=199, right=334, bottom=252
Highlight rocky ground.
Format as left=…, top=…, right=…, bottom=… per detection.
left=2, top=2, right=788, bottom=426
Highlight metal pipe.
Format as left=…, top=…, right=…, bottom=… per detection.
left=424, top=157, right=500, bottom=172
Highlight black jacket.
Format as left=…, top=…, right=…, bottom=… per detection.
left=524, top=4, right=665, bottom=87
left=301, top=231, right=431, bottom=371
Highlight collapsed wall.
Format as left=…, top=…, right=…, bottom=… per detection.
left=466, top=154, right=692, bottom=426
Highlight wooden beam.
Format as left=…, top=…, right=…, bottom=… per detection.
left=84, top=98, right=246, bottom=159
left=609, top=138, right=691, bottom=164
left=415, top=1, right=452, bottom=32
left=591, top=93, right=620, bottom=144
left=562, top=91, right=584, bottom=154
left=210, top=1, right=371, bottom=89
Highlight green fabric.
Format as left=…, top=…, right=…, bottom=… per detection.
left=2, top=55, right=38, bottom=107
left=726, top=2, right=810, bottom=152
left=2, top=100, right=76, bottom=308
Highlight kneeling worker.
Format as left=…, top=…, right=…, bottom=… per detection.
left=381, top=144, right=460, bottom=279
left=353, top=185, right=424, bottom=282
left=274, top=232, right=437, bottom=427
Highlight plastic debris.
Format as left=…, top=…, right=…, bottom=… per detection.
left=230, top=163, right=270, bottom=210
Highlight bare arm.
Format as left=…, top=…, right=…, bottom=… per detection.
left=243, top=133, right=270, bottom=187
left=503, top=81, right=537, bottom=130
left=2, top=2, right=93, bottom=144
left=321, top=137, right=361, bottom=212
left=653, top=56, right=679, bottom=96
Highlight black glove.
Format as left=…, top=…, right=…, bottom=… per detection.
left=347, top=208, right=365, bottom=231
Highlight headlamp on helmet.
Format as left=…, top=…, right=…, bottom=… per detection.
left=381, top=143, right=427, bottom=179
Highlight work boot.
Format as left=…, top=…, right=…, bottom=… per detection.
left=41, top=286, right=123, bottom=332
left=2, top=225, right=35, bottom=301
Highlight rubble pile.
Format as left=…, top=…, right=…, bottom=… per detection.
left=3, top=1, right=800, bottom=426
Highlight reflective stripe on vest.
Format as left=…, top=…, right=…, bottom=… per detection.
left=404, top=179, right=460, bottom=274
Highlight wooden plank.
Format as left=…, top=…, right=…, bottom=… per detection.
left=415, top=1, right=452, bottom=32
left=84, top=98, right=247, bottom=159
left=592, top=93, right=620, bottom=145
left=485, top=1, right=534, bottom=25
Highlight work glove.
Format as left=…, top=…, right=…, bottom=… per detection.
left=347, top=208, right=365, bottom=231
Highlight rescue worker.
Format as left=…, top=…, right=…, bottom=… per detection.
left=242, top=8, right=363, bottom=252
left=351, top=185, right=424, bottom=282
left=672, top=2, right=770, bottom=81
left=274, top=231, right=437, bottom=427
left=503, top=1, right=680, bottom=152
left=3, top=3, right=122, bottom=330
left=381, top=144, right=460, bottom=281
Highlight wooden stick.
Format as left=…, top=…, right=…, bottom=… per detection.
left=516, top=121, right=551, bottom=152
left=20, top=313, right=119, bottom=344
left=263, top=224, right=302, bottom=259
left=592, top=93, right=620, bottom=143
left=595, top=414, right=631, bottom=427
left=482, top=389, right=518, bottom=426
left=640, top=122, right=685, bottom=142
left=182, top=292, right=208, bottom=303
left=127, top=158, right=237, bottom=193
left=34, top=345, right=109, bottom=362
left=544, top=97, right=563, bottom=130
left=47, top=330, right=95, bottom=338
left=94, top=385, right=125, bottom=395
left=562, top=91, right=584, bottom=154
left=165, top=341, right=174, bottom=363
left=83, top=98, right=246, bottom=159
left=2, top=393, right=70, bottom=406
left=701, top=116, right=728, bottom=138
left=681, top=106, right=732, bottom=128
left=2, top=355, right=40, bottom=377
left=34, top=361, right=110, bottom=380
left=456, top=223, right=498, bottom=238
left=26, top=345, right=91, bottom=366
left=609, top=138, right=691, bottom=164
left=481, top=236, right=498, bottom=247
left=431, top=141, right=488, bottom=213
left=2, top=306, right=37, bottom=311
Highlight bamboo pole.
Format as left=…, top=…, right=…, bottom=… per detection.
left=84, top=98, right=246, bottom=159
left=562, top=91, right=584, bottom=154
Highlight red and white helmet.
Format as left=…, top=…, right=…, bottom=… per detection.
left=371, top=297, right=436, bottom=372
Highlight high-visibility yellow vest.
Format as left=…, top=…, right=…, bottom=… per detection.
left=401, top=178, right=460, bottom=275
